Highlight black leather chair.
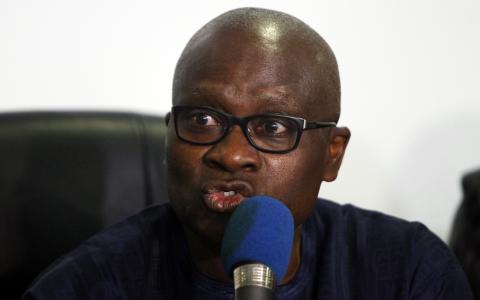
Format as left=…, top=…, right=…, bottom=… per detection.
left=450, top=169, right=480, bottom=299
left=0, top=111, right=168, bottom=299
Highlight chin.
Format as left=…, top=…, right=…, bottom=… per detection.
left=193, top=214, right=230, bottom=246
left=171, top=202, right=228, bottom=247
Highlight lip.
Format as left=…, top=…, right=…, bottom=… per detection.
left=201, top=181, right=254, bottom=213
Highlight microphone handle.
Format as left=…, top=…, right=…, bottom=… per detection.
left=236, top=285, right=275, bottom=300
left=233, top=263, right=276, bottom=300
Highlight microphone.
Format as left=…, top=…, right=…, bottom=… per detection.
left=221, top=196, right=294, bottom=300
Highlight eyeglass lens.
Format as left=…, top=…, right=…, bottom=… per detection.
left=175, top=107, right=299, bottom=151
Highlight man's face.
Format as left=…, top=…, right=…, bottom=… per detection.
left=166, top=30, right=343, bottom=245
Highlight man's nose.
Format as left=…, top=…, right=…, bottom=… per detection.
left=203, top=125, right=262, bottom=173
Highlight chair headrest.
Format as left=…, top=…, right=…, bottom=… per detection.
left=0, top=111, right=168, bottom=297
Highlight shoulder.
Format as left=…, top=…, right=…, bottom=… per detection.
left=23, top=204, right=179, bottom=299
left=308, top=199, right=473, bottom=298
left=68, top=203, right=177, bottom=262
left=310, top=199, right=428, bottom=265
left=310, top=198, right=420, bottom=241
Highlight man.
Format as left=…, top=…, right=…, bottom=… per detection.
left=23, top=8, right=472, bottom=299
left=450, top=169, right=480, bottom=298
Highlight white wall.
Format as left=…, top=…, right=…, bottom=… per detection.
left=1, top=0, right=479, bottom=241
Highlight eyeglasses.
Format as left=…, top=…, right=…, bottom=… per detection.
left=167, top=105, right=336, bottom=154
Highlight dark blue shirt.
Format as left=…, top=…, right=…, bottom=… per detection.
left=23, top=199, right=473, bottom=299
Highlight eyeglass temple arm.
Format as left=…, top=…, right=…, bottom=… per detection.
left=303, top=121, right=337, bottom=130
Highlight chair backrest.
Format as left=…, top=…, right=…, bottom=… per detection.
left=450, top=169, right=480, bottom=298
left=0, top=111, right=168, bottom=298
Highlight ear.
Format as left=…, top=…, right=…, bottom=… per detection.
left=322, top=127, right=350, bottom=182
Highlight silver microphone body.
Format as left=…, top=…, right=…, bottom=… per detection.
left=233, top=263, right=276, bottom=300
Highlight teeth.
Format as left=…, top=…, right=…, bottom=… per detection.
left=223, top=191, right=236, bottom=196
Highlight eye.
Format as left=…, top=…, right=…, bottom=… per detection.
left=263, top=120, right=287, bottom=134
left=184, top=110, right=221, bottom=127
left=253, top=118, right=294, bottom=137
left=192, top=113, right=218, bottom=126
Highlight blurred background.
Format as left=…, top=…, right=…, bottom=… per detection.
left=1, top=0, right=479, bottom=241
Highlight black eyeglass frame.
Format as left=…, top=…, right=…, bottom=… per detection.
left=166, top=105, right=337, bottom=154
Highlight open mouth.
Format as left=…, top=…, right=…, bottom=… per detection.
left=202, top=182, right=253, bottom=213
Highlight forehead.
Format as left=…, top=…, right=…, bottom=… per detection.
left=174, top=31, right=322, bottom=118
left=186, top=82, right=303, bottom=115
left=173, top=28, right=335, bottom=119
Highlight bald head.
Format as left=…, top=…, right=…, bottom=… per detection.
left=173, top=7, right=341, bottom=122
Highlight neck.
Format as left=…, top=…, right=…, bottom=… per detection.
left=183, top=224, right=303, bottom=285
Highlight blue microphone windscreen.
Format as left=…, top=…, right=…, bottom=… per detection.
left=220, top=196, right=294, bottom=281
